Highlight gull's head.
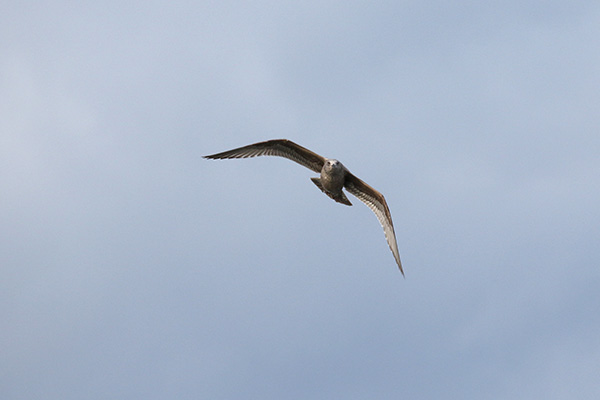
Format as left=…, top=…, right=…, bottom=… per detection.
left=324, top=159, right=342, bottom=172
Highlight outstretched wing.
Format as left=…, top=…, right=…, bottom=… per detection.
left=203, top=139, right=326, bottom=173
left=344, top=172, right=404, bottom=275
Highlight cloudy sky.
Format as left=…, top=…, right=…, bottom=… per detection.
left=2, top=1, right=599, bottom=399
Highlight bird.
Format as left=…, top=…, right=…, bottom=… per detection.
left=203, top=139, right=404, bottom=275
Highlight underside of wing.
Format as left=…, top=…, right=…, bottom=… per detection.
left=344, top=172, right=404, bottom=275
left=203, top=139, right=326, bottom=173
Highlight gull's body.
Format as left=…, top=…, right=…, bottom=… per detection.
left=204, top=139, right=404, bottom=275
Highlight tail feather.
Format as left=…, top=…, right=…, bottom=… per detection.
left=310, top=178, right=352, bottom=206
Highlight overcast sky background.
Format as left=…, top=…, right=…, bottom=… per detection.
left=2, top=1, right=599, bottom=399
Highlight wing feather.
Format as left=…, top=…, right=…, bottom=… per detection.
left=344, top=172, right=404, bottom=275
left=203, top=139, right=325, bottom=173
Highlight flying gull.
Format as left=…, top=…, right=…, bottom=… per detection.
left=204, top=139, right=404, bottom=275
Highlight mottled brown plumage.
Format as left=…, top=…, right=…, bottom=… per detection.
left=204, top=139, right=403, bottom=275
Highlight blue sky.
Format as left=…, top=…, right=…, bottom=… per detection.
left=2, top=1, right=599, bottom=399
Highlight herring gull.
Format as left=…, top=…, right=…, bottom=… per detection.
left=204, top=139, right=404, bottom=275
